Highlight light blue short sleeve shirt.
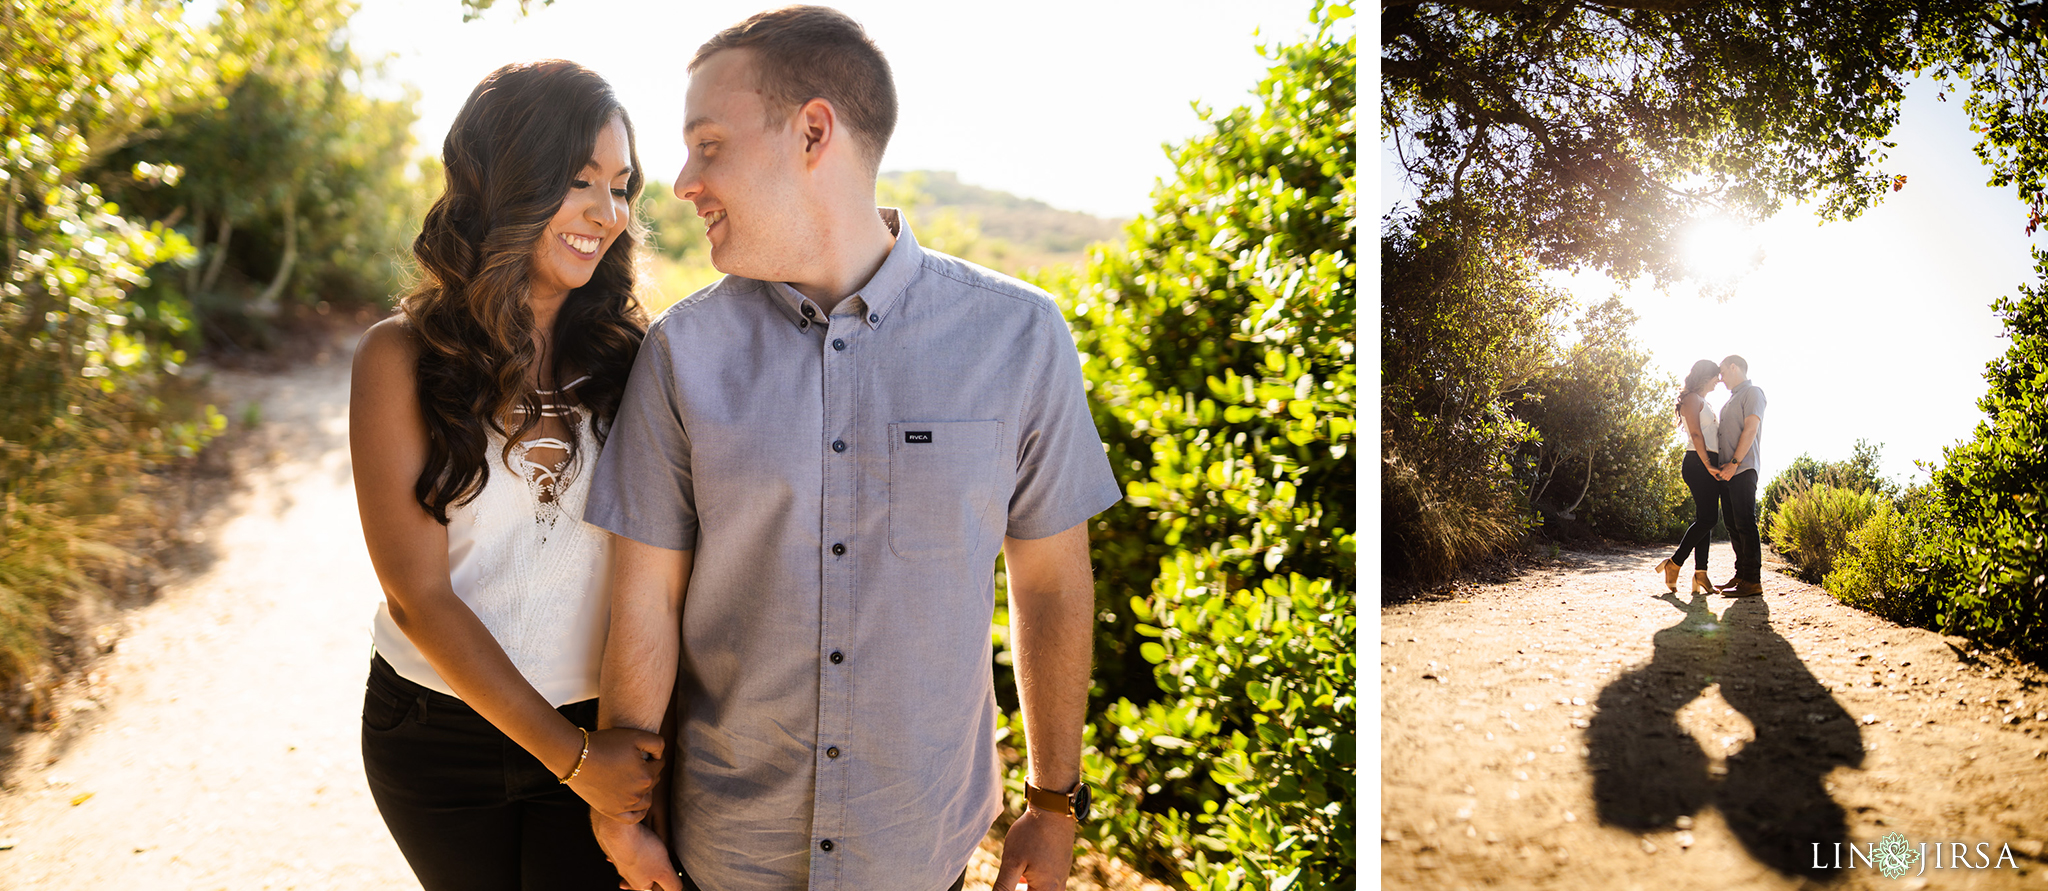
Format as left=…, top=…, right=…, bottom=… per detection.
left=584, top=210, right=1122, bottom=891
left=1718, top=379, right=1767, bottom=476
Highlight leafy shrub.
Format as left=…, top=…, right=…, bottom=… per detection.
left=1380, top=205, right=1555, bottom=580
left=1027, top=5, right=1355, bottom=888
left=1912, top=251, right=2048, bottom=661
left=1768, top=483, right=1880, bottom=581
left=1761, top=439, right=1896, bottom=525
left=1, top=3, right=229, bottom=694
left=1824, top=498, right=1937, bottom=626
left=99, top=0, right=426, bottom=349
left=1515, top=297, right=1685, bottom=542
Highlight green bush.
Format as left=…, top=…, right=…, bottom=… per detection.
left=1768, top=483, right=1880, bottom=582
left=1380, top=205, right=1553, bottom=580
left=1515, top=297, right=1685, bottom=542
left=1028, top=5, right=1354, bottom=888
left=1760, top=439, right=1896, bottom=525
left=99, top=0, right=425, bottom=349
left=1912, top=250, right=2048, bottom=662
left=1824, top=498, right=1937, bottom=626
left=0, top=1, right=232, bottom=692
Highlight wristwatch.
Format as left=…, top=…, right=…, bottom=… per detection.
left=1024, top=779, right=1092, bottom=821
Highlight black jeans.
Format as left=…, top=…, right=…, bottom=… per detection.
left=361, top=654, right=617, bottom=891
left=1725, top=468, right=1762, bottom=582
left=1671, top=450, right=1722, bottom=571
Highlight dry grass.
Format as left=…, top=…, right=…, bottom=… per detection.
left=0, top=370, right=225, bottom=727
left=1382, top=442, right=1528, bottom=587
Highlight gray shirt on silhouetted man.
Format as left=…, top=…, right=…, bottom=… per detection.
left=1718, top=378, right=1767, bottom=477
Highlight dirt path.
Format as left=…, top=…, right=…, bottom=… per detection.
left=1383, top=545, right=2048, bottom=890
left=0, top=329, right=1143, bottom=890
left=0, top=332, right=416, bottom=888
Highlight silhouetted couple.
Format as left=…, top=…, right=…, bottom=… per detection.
left=1657, top=355, right=1768, bottom=597
left=1588, top=590, right=1861, bottom=878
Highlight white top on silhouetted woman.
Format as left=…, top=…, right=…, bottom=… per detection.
left=1680, top=398, right=1720, bottom=457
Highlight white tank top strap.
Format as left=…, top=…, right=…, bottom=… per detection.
left=515, top=377, right=593, bottom=418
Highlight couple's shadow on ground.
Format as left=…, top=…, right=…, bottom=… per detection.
left=1586, top=592, right=1864, bottom=879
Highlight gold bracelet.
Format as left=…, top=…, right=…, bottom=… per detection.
left=559, top=726, right=590, bottom=784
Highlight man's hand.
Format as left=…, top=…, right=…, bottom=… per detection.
left=569, top=727, right=666, bottom=822
left=992, top=808, right=1077, bottom=891
left=594, top=817, right=680, bottom=891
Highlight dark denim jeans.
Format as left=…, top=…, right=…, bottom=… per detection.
left=1726, top=468, right=1762, bottom=582
left=1671, top=450, right=1723, bottom=571
left=361, top=653, right=617, bottom=891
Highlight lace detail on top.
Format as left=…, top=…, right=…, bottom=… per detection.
left=453, top=392, right=606, bottom=689
left=501, top=375, right=592, bottom=539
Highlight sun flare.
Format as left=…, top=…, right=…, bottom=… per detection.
left=1681, top=217, right=1763, bottom=281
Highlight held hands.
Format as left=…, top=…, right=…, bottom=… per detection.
left=992, top=808, right=1077, bottom=891
left=594, top=816, right=681, bottom=891
left=567, top=727, right=667, bottom=822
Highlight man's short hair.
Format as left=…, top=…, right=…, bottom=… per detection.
left=691, top=6, right=897, bottom=174
left=1721, top=354, right=1749, bottom=374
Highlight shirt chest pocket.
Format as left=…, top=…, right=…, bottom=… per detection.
left=888, top=420, right=1006, bottom=561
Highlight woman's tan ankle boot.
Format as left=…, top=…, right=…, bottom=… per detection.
left=1691, top=570, right=1711, bottom=594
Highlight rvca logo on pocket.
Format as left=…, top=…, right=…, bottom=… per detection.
left=904, top=430, right=933, bottom=444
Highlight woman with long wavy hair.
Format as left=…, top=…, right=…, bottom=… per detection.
left=349, top=59, right=664, bottom=889
left=1655, top=359, right=1726, bottom=595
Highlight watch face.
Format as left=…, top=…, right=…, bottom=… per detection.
left=1072, top=783, right=1092, bottom=821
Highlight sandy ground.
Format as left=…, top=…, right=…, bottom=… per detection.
left=0, top=328, right=1149, bottom=890
left=1383, top=545, right=2048, bottom=890
left=0, top=332, right=414, bottom=888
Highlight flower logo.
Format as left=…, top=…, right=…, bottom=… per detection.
left=1874, top=832, right=1922, bottom=879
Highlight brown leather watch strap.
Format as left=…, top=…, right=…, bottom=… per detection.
left=1024, top=780, right=1079, bottom=817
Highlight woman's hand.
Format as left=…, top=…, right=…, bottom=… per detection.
left=568, top=727, right=666, bottom=822
left=595, top=816, right=681, bottom=891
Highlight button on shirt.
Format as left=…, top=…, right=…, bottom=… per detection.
left=584, top=210, right=1122, bottom=891
left=1718, top=379, right=1767, bottom=476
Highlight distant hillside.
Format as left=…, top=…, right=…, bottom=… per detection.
left=634, top=170, right=1128, bottom=311
left=879, top=170, right=1129, bottom=256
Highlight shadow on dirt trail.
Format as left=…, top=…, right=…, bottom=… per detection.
left=1589, top=592, right=1863, bottom=880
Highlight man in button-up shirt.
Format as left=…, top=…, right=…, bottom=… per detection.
left=581, top=8, right=1122, bottom=891
left=1712, top=354, right=1768, bottom=596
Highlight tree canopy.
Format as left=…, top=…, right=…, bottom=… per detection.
left=1382, top=0, right=1978, bottom=282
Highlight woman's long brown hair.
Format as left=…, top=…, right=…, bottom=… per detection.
left=400, top=59, right=648, bottom=524
left=1675, top=358, right=1721, bottom=414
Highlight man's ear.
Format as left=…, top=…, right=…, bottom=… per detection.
left=798, top=98, right=835, bottom=166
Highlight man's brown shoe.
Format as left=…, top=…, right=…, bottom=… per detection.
left=1714, top=575, right=1740, bottom=591
left=1725, top=579, right=1765, bottom=597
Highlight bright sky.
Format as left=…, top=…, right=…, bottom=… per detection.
left=333, top=0, right=1321, bottom=220
left=1380, top=75, right=2034, bottom=490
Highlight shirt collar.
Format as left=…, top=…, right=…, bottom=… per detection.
left=765, top=207, right=920, bottom=331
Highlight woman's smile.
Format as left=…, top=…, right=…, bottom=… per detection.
left=561, top=232, right=601, bottom=258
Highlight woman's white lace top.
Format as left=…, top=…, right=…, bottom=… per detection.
left=372, top=384, right=612, bottom=706
left=1680, top=398, right=1720, bottom=455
